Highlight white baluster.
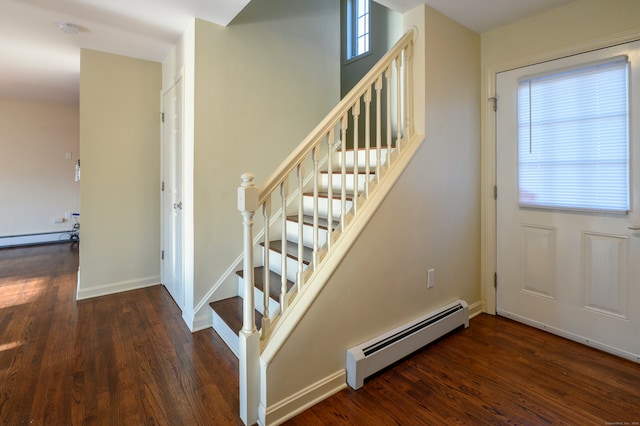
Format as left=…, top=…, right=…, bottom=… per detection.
left=297, top=163, right=304, bottom=291
left=237, top=173, right=259, bottom=426
left=405, top=41, right=415, bottom=138
left=261, top=197, right=271, bottom=338
left=403, top=46, right=409, bottom=140
left=280, top=181, right=289, bottom=311
left=326, top=129, right=335, bottom=249
left=352, top=101, right=360, bottom=214
left=375, top=76, right=382, bottom=182
left=395, top=54, right=403, bottom=153
left=312, top=145, right=319, bottom=268
left=364, top=87, right=371, bottom=197
left=340, top=114, right=348, bottom=232
left=385, top=66, right=392, bottom=168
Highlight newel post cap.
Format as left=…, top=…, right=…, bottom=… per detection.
left=238, top=172, right=259, bottom=212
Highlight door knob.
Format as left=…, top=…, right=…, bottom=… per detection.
left=628, top=225, right=640, bottom=230
left=173, top=202, right=182, bottom=210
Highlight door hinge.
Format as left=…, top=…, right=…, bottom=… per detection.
left=493, top=185, right=498, bottom=200
left=161, top=112, right=165, bottom=123
left=489, top=96, right=498, bottom=112
left=494, top=272, right=497, bottom=288
left=161, top=181, right=165, bottom=191
left=161, top=250, right=165, bottom=260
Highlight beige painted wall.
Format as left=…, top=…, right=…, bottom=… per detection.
left=0, top=99, right=79, bottom=238
left=192, top=0, right=340, bottom=308
left=78, top=50, right=162, bottom=299
left=480, top=0, right=640, bottom=313
left=265, top=4, right=481, bottom=408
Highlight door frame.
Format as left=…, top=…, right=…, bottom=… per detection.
left=161, top=71, right=186, bottom=311
left=481, top=28, right=640, bottom=316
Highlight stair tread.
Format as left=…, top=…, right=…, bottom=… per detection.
left=236, top=266, right=294, bottom=300
left=262, top=239, right=313, bottom=264
left=210, top=296, right=262, bottom=336
left=286, top=214, right=340, bottom=231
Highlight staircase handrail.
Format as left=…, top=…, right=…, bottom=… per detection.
left=257, top=28, right=416, bottom=204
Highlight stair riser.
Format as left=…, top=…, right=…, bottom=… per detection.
left=264, top=247, right=309, bottom=283
left=285, top=220, right=328, bottom=248
left=319, top=173, right=373, bottom=193
left=332, top=149, right=389, bottom=169
left=237, top=276, right=280, bottom=316
left=212, top=311, right=239, bottom=358
left=303, top=196, right=353, bottom=219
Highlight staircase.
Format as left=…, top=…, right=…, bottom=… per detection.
left=210, top=148, right=389, bottom=356
left=206, top=28, right=417, bottom=425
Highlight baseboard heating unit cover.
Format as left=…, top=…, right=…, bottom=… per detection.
left=346, top=299, right=469, bottom=389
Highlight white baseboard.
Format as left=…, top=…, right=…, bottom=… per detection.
left=0, top=232, right=75, bottom=248
left=76, top=275, right=160, bottom=300
left=191, top=308, right=213, bottom=332
left=468, top=300, right=483, bottom=319
left=260, top=370, right=347, bottom=426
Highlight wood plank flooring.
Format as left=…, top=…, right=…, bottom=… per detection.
left=0, top=244, right=242, bottom=425
left=1, top=243, right=639, bottom=425
left=286, top=314, right=640, bottom=425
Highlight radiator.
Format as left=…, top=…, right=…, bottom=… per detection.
left=346, top=299, right=469, bottom=389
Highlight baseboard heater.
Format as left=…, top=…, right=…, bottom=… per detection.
left=0, top=232, right=70, bottom=248
left=346, top=299, right=469, bottom=389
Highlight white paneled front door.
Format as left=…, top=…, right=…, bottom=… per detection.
left=496, top=41, right=640, bottom=361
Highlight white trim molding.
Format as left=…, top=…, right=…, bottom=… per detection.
left=259, top=370, right=347, bottom=426
left=76, top=276, right=160, bottom=300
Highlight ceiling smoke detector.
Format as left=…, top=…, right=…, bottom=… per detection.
left=58, top=22, right=80, bottom=35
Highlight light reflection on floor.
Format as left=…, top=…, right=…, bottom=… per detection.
left=0, top=277, right=46, bottom=309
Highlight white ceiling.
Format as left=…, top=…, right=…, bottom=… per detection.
left=0, top=0, right=576, bottom=104
left=380, top=0, right=576, bottom=33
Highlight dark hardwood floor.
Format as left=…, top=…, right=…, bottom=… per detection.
left=286, top=315, right=640, bottom=426
left=1, top=243, right=639, bottom=425
left=0, top=243, right=241, bottom=425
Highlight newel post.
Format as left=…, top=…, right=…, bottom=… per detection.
left=237, top=172, right=260, bottom=426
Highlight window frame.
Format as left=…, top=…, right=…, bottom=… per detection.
left=345, top=0, right=371, bottom=63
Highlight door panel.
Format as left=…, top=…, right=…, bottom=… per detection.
left=496, top=41, right=640, bottom=361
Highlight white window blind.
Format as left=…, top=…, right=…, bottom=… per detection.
left=517, top=56, right=629, bottom=213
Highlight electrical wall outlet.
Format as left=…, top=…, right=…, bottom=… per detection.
left=427, top=268, right=435, bottom=289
